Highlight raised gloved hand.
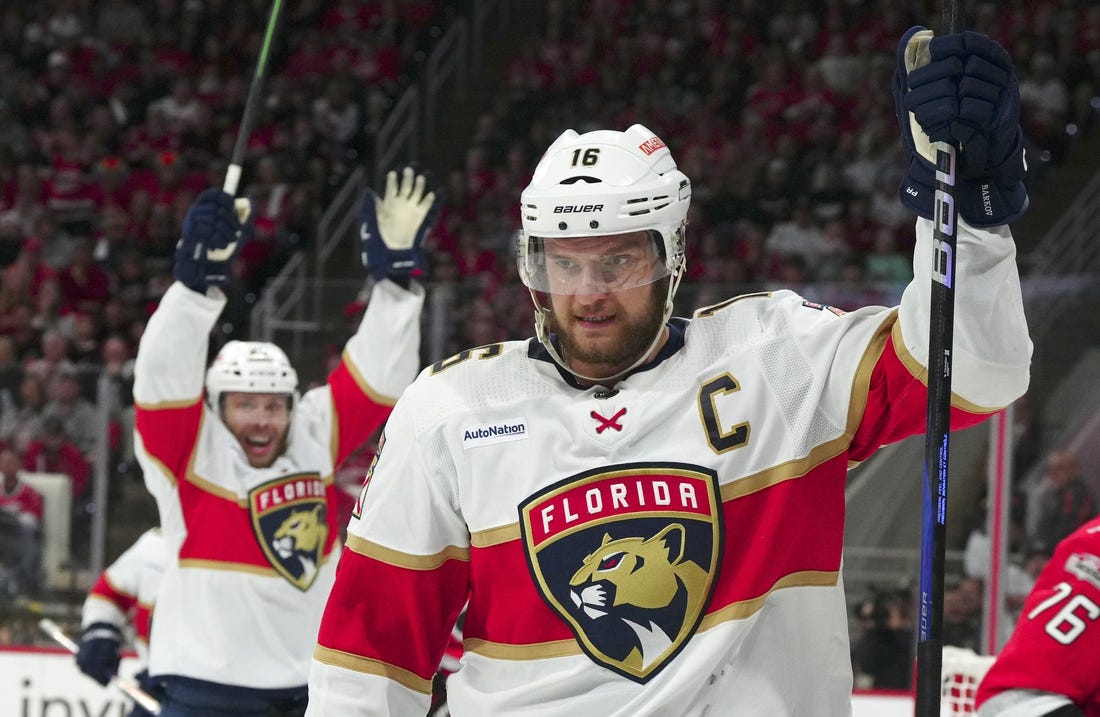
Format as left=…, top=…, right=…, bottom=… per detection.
left=75, top=621, right=122, bottom=686
left=359, top=166, right=441, bottom=284
left=892, top=26, right=1029, bottom=226
left=174, top=188, right=252, bottom=293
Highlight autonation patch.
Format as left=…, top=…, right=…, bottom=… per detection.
left=462, top=417, right=528, bottom=450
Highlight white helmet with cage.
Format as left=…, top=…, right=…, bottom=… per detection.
left=515, top=123, right=691, bottom=380
left=205, top=340, right=299, bottom=411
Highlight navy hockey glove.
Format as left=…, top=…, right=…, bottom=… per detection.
left=892, top=26, right=1029, bottom=226
left=75, top=621, right=122, bottom=686
left=174, top=188, right=252, bottom=293
left=359, top=165, right=441, bottom=284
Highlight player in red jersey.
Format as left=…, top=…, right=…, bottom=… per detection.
left=977, top=515, right=1100, bottom=717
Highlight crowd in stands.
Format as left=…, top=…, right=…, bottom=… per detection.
left=0, top=0, right=451, bottom=603
left=424, top=0, right=1100, bottom=357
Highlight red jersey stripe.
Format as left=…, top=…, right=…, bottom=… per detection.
left=314, top=547, right=469, bottom=682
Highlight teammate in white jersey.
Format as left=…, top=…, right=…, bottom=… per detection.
left=76, top=527, right=166, bottom=717
left=134, top=166, right=439, bottom=716
left=308, top=28, right=1033, bottom=716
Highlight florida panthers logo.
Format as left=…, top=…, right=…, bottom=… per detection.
left=272, top=505, right=326, bottom=585
left=250, top=474, right=330, bottom=591
left=520, top=463, right=722, bottom=682
left=569, top=525, right=710, bottom=671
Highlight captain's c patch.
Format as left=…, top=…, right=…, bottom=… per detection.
left=518, top=463, right=723, bottom=683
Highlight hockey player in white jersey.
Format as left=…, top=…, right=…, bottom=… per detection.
left=134, top=166, right=439, bottom=716
left=76, top=527, right=166, bottom=717
left=308, top=28, right=1033, bottom=716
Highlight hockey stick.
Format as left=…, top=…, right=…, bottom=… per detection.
left=223, top=0, right=285, bottom=196
left=38, top=618, right=162, bottom=715
left=914, top=1, right=963, bottom=715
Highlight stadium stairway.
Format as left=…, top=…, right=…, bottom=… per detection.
left=252, top=1, right=539, bottom=386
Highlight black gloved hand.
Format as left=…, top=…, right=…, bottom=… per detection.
left=359, top=166, right=442, bottom=284
left=75, top=621, right=122, bottom=686
left=173, top=188, right=252, bottom=293
left=892, top=26, right=1029, bottom=226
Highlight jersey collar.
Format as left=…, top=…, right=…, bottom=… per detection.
left=527, top=318, right=688, bottom=390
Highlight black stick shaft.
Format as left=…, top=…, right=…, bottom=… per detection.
left=915, top=1, right=963, bottom=715
left=223, top=0, right=284, bottom=196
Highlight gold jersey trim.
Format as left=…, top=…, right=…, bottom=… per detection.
left=343, top=348, right=398, bottom=406
left=178, top=551, right=332, bottom=575
left=890, top=319, right=1003, bottom=415
left=133, top=395, right=204, bottom=411
left=312, top=645, right=432, bottom=694
left=462, top=570, right=839, bottom=662
left=464, top=637, right=581, bottom=661
left=698, top=570, right=839, bottom=630
left=345, top=534, right=470, bottom=569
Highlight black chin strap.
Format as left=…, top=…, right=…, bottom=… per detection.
left=527, top=318, right=688, bottom=389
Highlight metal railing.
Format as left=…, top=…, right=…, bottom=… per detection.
left=372, top=87, right=422, bottom=188
left=252, top=1, right=520, bottom=345
left=1020, top=168, right=1100, bottom=339
left=423, top=18, right=469, bottom=153
left=471, top=0, right=508, bottom=76
left=843, top=547, right=967, bottom=594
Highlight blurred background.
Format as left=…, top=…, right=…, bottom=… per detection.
left=0, top=0, right=1097, bottom=693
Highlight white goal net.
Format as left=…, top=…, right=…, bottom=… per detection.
left=940, top=646, right=996, bottom=715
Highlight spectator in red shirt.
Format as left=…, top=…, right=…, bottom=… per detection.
left=43, top=157, right=103, bottom=233
left=0, top=445, right=43, bottom=594
left=57, top=239, right=111, bottom=315
left=452, top=225, right=502, bottom=287
left=2, top=236, right=55, bottom=305
left=22, top=415, right=90, bottom=501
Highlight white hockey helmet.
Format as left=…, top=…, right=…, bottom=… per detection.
left=205, top=340, right=299, bottom=411
left=516, top=124, right=691, bottom=379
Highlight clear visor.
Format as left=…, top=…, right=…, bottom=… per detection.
left=518, top=230, right=669, bottom=295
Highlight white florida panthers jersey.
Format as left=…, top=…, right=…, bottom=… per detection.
left=309, top=218, right=1031, bottom=716
left=133, top=279, right=423, bottom=690
left=82, top=527, right=166, bottom=667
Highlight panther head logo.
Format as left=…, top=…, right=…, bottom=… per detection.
left=519, top=464, right=722, bottom=682
left=271, top=504, right=327, bottom=585
left=249, top=474, right=330, bottom=590
left=567, top=524, right=708, bottom=672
